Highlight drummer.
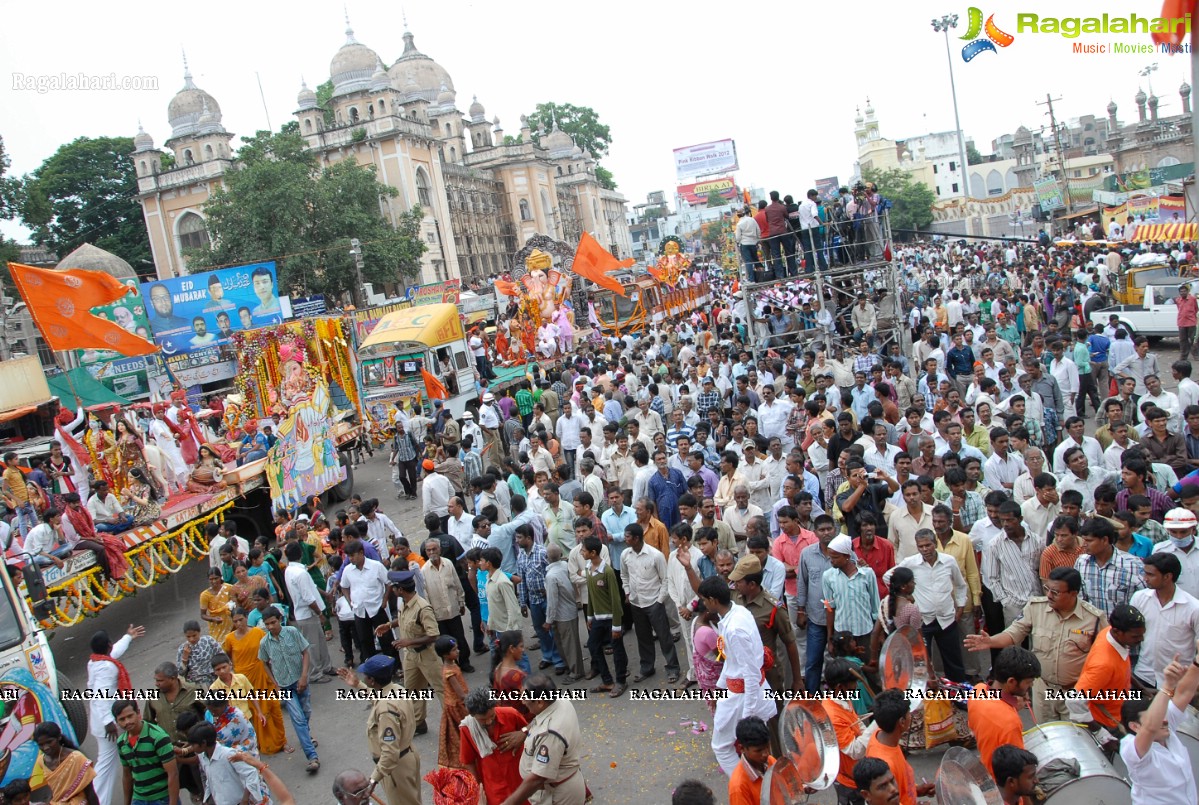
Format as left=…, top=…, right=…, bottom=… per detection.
left=864, top=689, right=935, bottom=805
left=1118, top=651, right=1199, bottom=805
left=1068, top=602, right=1146, bottom=751
left=963, top=566, right=1106, bottom=722
left=822, top=659, right=879, bottom=805
left=966, top=646, right=1039, bottom=780
left=990, top=744, right=1038, bottom=805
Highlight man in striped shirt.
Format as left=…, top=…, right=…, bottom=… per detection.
left=982, top=501, right=1044, bottom=628
left=115, top=699, right=179, bottom=805
left=822, top=531, right=881, bottom=652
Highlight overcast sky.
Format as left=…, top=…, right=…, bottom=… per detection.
left=2, top=0, right=1193, bottom=245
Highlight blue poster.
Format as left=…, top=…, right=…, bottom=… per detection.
left=140, top=261, right=283, bottom=357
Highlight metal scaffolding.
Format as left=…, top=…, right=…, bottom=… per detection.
left=740, top=213, right=908, bottom=366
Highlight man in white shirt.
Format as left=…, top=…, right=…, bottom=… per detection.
left=422, top=461, right=453, bottom=527
left=283, top=541, right=334, bottom=678
left=420, top=538, right=474, bottom=673
left=666, top=527, right=704, bottom=683
left=1048, top=340, right=1080, bottom=410
left=208, top=521, right=249, bottom=569
left=1119, top=654, right=1199, bottom=805
left=863, top=422, right=902, bottom=477
left=1129, top=551, right=1199, bottom=690
left=446, top=496, right=474, bottom=548
left=555, top=400, right=585, bottom=473
left=87, top=481, right=133, bottom=533
left=24, top=509, right=73, bottom=568
left=1052, top=417, right=1106, bottom=474
left=339, top=539, right=397, bottom=660
left=756, top=385, right=793, bottom=449
left=1143, top=373, right=1182, bottom=435
left=88, top=623, right=146, bottom=805
left=891, top=529, right=970, bottom=682
left=192, top=730, right=271, bottom=805
left=620, top=523, right=681, bottom=683
left=359, top=499, right=402, bottom=558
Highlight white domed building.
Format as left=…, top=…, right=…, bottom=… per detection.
left=133, top=17, right=632, bottom=289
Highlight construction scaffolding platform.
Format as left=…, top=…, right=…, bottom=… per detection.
left=740, top=212, right=907, bottom=364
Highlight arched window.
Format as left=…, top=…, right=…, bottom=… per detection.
left=177, top=212, right=210, bottom=252
left=519, top=198, right=531, bottom=221
left=139, top=160, right=147, bottom=176
left=1158, top=155, right=1182, bottom=168
left=350, top=107, right=360, bottom=123
left=379, top=99, right=386, bottom=113
left=204, top=144, right=214, bottom=161
left=305, top=119, right=313, bottom=133
left=986, top=169, right=1003, bottom=195
left=449, top=146, right=456, bottom=162
left=368, top=104, right=375, bottom=118
left=415, top=167, right=433, bottom=207
left=445, top=123, right=452, bottom=137
left=183, top=149, right=194, bottom=165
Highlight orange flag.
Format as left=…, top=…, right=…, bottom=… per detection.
left=7, top=262, right=158, bottom=356
left=571, top=232, right=630, bottom=297
left=421, top=367, right=448, bottom=400
left=495, top=279, right=519, bottom=297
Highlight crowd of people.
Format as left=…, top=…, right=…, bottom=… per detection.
left=6, top=224, right=1199, bottom=805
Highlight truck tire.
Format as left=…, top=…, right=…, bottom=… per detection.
left=326, top=451, right=354, bottom=503
left=56, top=672, right=88, bottom=743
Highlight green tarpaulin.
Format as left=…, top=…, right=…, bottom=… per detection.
left=47, top=367, right=131, bottom=408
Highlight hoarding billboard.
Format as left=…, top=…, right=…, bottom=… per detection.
left=140, top=261, right=283, bottom=384
left=673, top=140, right=738, bottom=182
left=676, top=177, right=737, bottom=206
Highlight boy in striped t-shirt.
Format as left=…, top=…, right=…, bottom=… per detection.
left=115, top=699, right=179, bottom=805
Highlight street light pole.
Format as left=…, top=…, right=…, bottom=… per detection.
left=932, top=15, right=971, bottom=201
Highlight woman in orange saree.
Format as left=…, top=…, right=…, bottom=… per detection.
left=221, top=609, right=290, bottom=755
left=32, top=722, right=98, bottom=805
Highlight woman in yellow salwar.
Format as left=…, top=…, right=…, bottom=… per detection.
left=32, top=722, right=98, bottom=805
left=221, top=609, right=290, bottom=755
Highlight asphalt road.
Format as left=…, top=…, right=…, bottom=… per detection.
left=64, top=410, right=1149, bottom=801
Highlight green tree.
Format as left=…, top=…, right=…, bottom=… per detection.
left=0, top=136, right=23, bottom=282
left=526, top=102, right=617, bottom=190
left=706, top=190, right=729, bottom=208
left=186, top=128, right=426, bottom=302
left=526, top=102, right=611, bottom=158
left=640, top=206, right=667, bottom=222
left=594, top=166, right=616, bottom=191
left=862, top=167, right=936, bottom=234
left=315, top=80, right=336, bottom=128
left=966, top=142, right=984, bottom=165
left=20, top=136, right=153, bottom=276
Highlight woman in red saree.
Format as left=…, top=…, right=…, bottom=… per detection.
left=32, top=721, right=98, bottom=805
left=491, top=630, right=530, bottom=718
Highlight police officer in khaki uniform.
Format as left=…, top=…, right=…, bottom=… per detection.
left=501, top=675, right=586, bottom=805
left=964, top=566, right=1106, bottom=722
left=376, top=571, right=443, bottom=734
left=336, top=654, right=420, bottom=805
left=728, top=554, right=802, bottom=757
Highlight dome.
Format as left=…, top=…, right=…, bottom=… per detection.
left=435, top=82, right=455, bottom=107
left=133, top=124, right=155, bottom=152
left=370, top=59, right=390, bottom=92
left=469, top=95, right=485, bottom=121
left=1107, top=99, right=1118, bottom=114
left=388, top=30, right=455, bottom=103
left=1135, top=87, right=1147, bottom=104
left=864, top=97, right=875, bottom=116
left=854, top=106, right=864, bottom=124
left=571, top=144, right=584, bottom=157
left=297, top=79, right=318, bottom=111
left=168, top=58, right=223, bottom=139
left=1149, top=93, right=1159, bottom=107
left=542, top=125, right=574, bottom=156
left=330, top=20, right=381, bottom=98
left=1182, top=81, right=1192, bottom=97
left=195, top=97, right=224, bottom=134
left=55, top=243, right=137, bottom=280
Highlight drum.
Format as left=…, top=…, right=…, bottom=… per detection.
left=1177, top=705, right=1199, bottom=773
left=760, top=756, right=809, bottom=805
left=777, top=699, right=840, bottom=791
left=935, top=746, right=1001, bottom=805
left=1022, top=722, right=1131, bottom=805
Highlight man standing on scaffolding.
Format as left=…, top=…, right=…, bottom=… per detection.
left=799, top=190, right=828, bottom=273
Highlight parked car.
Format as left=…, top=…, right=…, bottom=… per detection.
left=1090, top=279, right=1199, bottom=338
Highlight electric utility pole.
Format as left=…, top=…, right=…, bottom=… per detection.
left=1037, top=93, right=1074, bottom=214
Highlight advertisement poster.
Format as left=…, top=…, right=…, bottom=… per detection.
left=1033, top=177, right=1065, bottom=213
left=140, top=261, right=283, bottom=385
left=288, top=294, right=328, bottom=318
left=349, top=300, right=413, bottom=342
left=673, top=139, right=738, bottom=182
left=408, top=279, right=461, bottom=306
left=676, top=177, right=737, bottom=206
left=814, top=176, right=841, bottom=202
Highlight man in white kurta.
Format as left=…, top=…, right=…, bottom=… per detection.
left=149, top=410, right=188, bottom=487
left=87, top=624, right=145, bottom=805
left=698, top=577, right=775, bottom=775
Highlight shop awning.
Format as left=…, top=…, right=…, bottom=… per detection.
left=359, top=303, right=465, bottom=350
left=47, top=368, right=131, bottom=409
left=1132, top=222, right=1198, bottom=242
